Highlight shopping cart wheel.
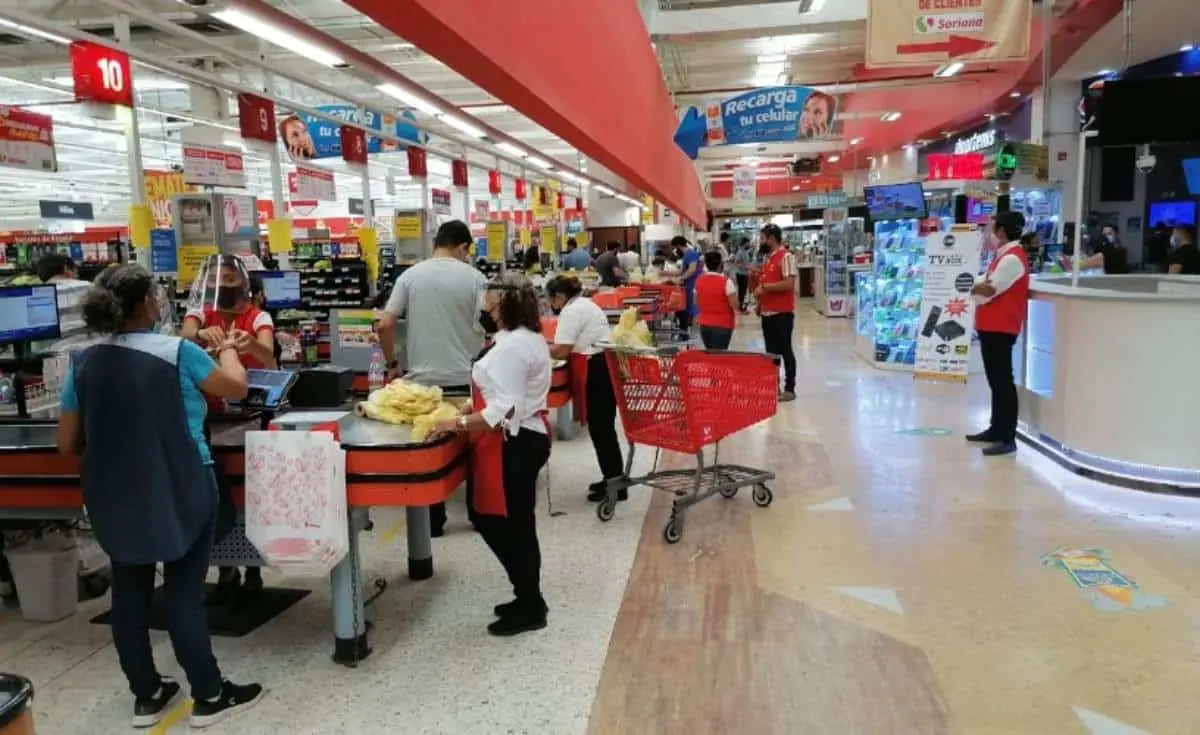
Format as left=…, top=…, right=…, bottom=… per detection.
left=752, top=484, right=774, bottom=508
left=719, top=485, right=739, bottom=499
left=596, top=500, right=616, bottom=522
left=662, top=518, right=683, bottom=544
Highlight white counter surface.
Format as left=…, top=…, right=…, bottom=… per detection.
left=1032, top=274, right=1200, bottom=301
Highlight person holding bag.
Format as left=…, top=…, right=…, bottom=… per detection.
left=544, top=275, right=624, bottom=502
left=432, top=273, right=552, bottom=636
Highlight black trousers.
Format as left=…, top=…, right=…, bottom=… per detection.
left=475, top=429, right=551, bottom=607
left=430, top=383, right=472, bottom=533
left=110, top=488, right=222, bottom=701
left=761, top=312, right=797, bottom=393
left=700, top=326, right=733, bottom=350
left=586, top=352, right=624, bottom=480
left=978, top=331, right=1019, bottom=443
left=735, top=273, right=749, bottom=309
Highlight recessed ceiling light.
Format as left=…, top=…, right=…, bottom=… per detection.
left=880, top=111, right=902, bottom=122
left=1009, top=90, right=1022, bottom=98
left=827, top=154, right=841, bottom=163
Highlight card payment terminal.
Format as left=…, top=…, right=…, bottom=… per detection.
left=242, top=369, right=299, bottom=410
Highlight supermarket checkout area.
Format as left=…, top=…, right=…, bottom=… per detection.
left=1017, top=274, right=1200, bottom=490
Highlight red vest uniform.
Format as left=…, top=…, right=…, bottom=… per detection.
left=757, top=248, right=794, bottom=314
left=186, top=306, right=273, bottom=370
left=695, top=273, right=735, bottom=330
left=975, top=246, right=1030, bottom=335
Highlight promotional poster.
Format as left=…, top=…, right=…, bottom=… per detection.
left=279, top=105, right=424, bottom=161
left=674, top=85, right=839, bottom=158
left=913, top=225, right=983, bottom=381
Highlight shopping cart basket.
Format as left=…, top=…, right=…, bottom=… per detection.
left=598, top=345, right=778, bottom=543
left=638, top=284, right=688, bottom=343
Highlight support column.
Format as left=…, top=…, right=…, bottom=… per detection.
left=357, top=107, right=379, bottom=289
left=115, top=14, right=148, bottom=264
left=261, top=44, right=290, bottom=258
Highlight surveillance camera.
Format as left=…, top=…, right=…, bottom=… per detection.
left=1136, top=153, right=1157, bottom=175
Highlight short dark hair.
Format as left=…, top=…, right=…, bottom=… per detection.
left=82, top=264, right=154, bottom=334
left=994, top=211, right=1025, bottom=242
left=606, top=240, right=621, bottom=252
left=488, top=273, right=542, bottom=333
left=248, top=273, right=265, bottom=298
left=37, top=254, right=76, bottom=283
left=566, top=237, right=578, bottom=250
left=704, top=250, right=723, bottom=272
left=670, top=236, right=689, bottom=249
left=434, top=220, right=472, bottom=248
left=1176, top=224, right=1197, bottom=244
left=545, top=274, right=583, bottom=301
left=760, top=224, right=783, bottom=242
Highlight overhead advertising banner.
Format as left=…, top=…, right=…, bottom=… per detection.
left=866, top=0, right=1031, bottom=68
left=279, top=105, right=424, bottom=161
left=0, top=106, right=57, bottom=173
left=144, top=170, right=192, bottom=228
left=292, top=163, right=336, bottom=201
left=182, top=143, right=246, bottom=188
left=914, top=224, right=983, bottom=383
left=38, top=200, right=94, bottom=220
left=732, top=166, right=756, bottom=211
left=673, top=86, right=839, bottom=159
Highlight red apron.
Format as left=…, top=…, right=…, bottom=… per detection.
left=467, top=382, right=553, bottom=519
left=568, top=353, right=589, bottom=425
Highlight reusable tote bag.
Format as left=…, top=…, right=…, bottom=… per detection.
left=244, top=430, right=348, bottom=577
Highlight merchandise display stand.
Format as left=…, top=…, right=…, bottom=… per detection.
left=855, top=217, right=924, bottom=369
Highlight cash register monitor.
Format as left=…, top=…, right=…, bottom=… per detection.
left=258, top=271, right=302, bottom=309
left=242, top=368, right=298, bottom=410
left=0, top=285, right=60, bottom=346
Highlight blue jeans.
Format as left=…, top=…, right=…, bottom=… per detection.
left=700, top=326, right=732, bottom=350
left=110, top=473, right=223, bottom=700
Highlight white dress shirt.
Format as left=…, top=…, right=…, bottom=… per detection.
left=472, top=327, right=552, bottom=435
left=975, top=241, right=1027, bottom=305
left=553, top=296, right=611, bottom=355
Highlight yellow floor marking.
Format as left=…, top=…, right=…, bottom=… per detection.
left=380, top=514, right=406, bottom=543
left=149, top=698, right=192, bottom=734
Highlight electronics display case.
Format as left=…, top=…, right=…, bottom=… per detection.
left=854, top=218, right=924, bottom=368
left=815, top=211, right=865, bottom=318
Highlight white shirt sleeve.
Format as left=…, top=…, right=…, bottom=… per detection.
left=252, top=311, right=274, bottom=332
left=385, top=271, right=409, bottom=317
left=724, top=277, right=737, bottom=296
left=553, top=301, right=584, bottom=347
left=988, top=252, right=1026, bottom=295
left=479, top=342, right=530, bottom=431
left=780, top=251, right=797, bottom=279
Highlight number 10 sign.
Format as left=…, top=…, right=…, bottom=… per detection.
left=70, top=41, right=134, bottom=108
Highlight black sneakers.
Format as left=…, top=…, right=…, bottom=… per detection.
left=493, top=598, right=549, bottom=618
left=487, top=607, right=548, bottom=637
left=965, top=430, right=995, bottom=443
left=132, top=679, right=183, bottom=729
left=189, top=680, right=265, bottom=729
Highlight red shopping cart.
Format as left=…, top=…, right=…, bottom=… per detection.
left=598, top=345, right=778, bottom=543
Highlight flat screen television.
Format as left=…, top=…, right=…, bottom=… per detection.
left=1182, top=158, right=1200, bottom=196
left=1098, top=77, right=1200, bottom=144
left=863, top=182, right=928, bottom=221
left=0, top=285, right=60, bottom=345
left=1148, top=200, right=1197, bottom=227
left=257, top=271, right=302, bottom=309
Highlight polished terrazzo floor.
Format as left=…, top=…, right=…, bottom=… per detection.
left=4, top=307, right=1199, bottom=734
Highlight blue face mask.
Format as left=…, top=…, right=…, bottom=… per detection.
left=1170, top=235, right=1180, bottom=247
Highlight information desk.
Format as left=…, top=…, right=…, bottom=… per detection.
left=1018, top=275, right=1200, bottom=490
left=0, top=413, right=466, bottom=665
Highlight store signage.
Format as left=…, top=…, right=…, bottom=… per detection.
left=149, top=228, right=177, bottom=274
left=340, top=125, right=368, bottom=166
left=38, top=200, right=93, bottom=220
left=280, top=105, right=423, bottom=161
left=222, top=195, right=256, bottom=236
left=0, top=106, right=56, bottom=173
left=144, top=170, right=191, bottom=228
left=807, top=191, right=848, bottom=208
left=293, top=163, right=336, bottom=201
left=913, top=225, right=983, bottom=382
left=452, top=159, right=469, bottom=188
left=514, top=178, right=527, bottom=200
left=864, top=0, right=1031, bottom=68
left=927, top=152, right=985, bottom=180
left=953, top=129, right=997, bottom=155
left=488, top=169, right=502, bottom=195
left=732, top=166, right=756, bottom=211
left=406, top=146, right=427, bottom=178
left=484, top=222, right=507, bottom=263
left=182, top=143, right=246, bottom=189
left=673, top=85, right=839, bottom=159
left=69, top=41, right=134, bottom=108
left=430, top=188, right=452, bottom=214
left=347, top=198, right=378, bottom=216
left=237, top=93, right=276, bottom=144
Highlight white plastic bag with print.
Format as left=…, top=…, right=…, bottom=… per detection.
left=244, top=430, right=348, bottom=577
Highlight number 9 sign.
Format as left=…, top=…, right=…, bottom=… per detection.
left=237, top=93, right=277, bottom=144
left=70, top=41, right=134, bottom=108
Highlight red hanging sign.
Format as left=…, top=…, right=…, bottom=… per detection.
left=488, top=169, right=502, bottom=195
left=555, top=192, right=565, bottom=210
left=69, top=41, right=134, bottom=108
left=451, top=159, right=469, bottom=188
left=575, top=197, right=584, bottom=211
left=514, top=178, right=527, bottom=200
left=341, top=126, right=368, bottom=166
left=237, top=93, right=276, bottom=144
left=407, top=147, right=428, bottom=178
left=927, top=152, right=985, bottom=181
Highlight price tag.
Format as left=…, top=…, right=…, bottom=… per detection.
left=70, top=41, right=134, bottom=108
left=237, top=93, right=276, bottom=144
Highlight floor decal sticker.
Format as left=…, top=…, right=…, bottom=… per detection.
left=1041, top=548, right=1167, bottom=612
left=894, top=427, right=953, bottom=437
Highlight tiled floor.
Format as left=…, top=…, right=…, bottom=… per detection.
left=5, top=307, right=1200, bottom=734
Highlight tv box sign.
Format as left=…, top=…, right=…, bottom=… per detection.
left=38, top=200, right=95, bottom=221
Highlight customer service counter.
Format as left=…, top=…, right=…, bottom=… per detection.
left=1017, top=275, right=1200, bottom=489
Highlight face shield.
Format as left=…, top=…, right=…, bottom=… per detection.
left=185, top=254, right=252, bottom=316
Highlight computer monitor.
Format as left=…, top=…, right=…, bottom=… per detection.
left=0, top=285, right=61, bottom=345
left=258, top=271, right=302, bottom=309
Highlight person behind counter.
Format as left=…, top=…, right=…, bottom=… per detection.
left=432, top=273, right=552, bottom=636
left=595, top=241, right=627, bottom=288
left=544, top=275, right=625, bottom=502
left=55, top=265, right=264, bottom=728
left=378, top=220, right=488, bottom=536
left=695, top=250, right=739, bottom=350
left=180, top=256, right=277, bottom=370
left=1076, top=223, right=1130, bottom=275
left=1168, top=225, right=1200, bottom=275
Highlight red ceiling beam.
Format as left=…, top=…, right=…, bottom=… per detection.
left=343, top=0, right=708, bottom=226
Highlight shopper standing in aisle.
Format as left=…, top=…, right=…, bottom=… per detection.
left=756, top=224, right=797, bottom=402
left=1168, top=225, right=1200, bottom=274
left=378, top=220, right=488, bottom=536
left=730, top=238, right=752, bottom=311
left=561, top=237, right=592, bottom=271
left=595, top=241, right=627, bottom=287
left=544, top=275, right=624, bottom=502
left=432, top=274, right=552, bottom=636
left=967, top=210, right=1030, bottom=457
left=672, top=236, right=702, bottom=332
left=55, top=265, right=264, bottom=729
left=695, top=250, right=739, bottom=349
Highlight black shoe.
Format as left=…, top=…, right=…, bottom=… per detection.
left=587, top=487, right=629, bottom=503
left=965, top=430, right=996, bottom=443
left=206, top=578, right=240, bottom=607
left=487, top=607, right=548, bottom=637
left=132, top=679, right=183, bottom=728
left=189, top=680, right=265, bottom=729
left=242, top=568, right=264, bottom=596
left=981, top=441, right=1017, bottom=456
left=431, top=526, right=445, bottom=538
left=493, top=598, right=549, bottom=617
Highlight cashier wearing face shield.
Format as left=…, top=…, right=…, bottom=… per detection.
left=180, top=255, right=278, bottom=371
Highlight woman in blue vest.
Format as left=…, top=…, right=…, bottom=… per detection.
left=55, top=265, right=265, bottom=729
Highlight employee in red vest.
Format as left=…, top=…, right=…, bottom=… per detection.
left=967, top=210, right=1030, bottom=457
left=695, top=250, right=739, bottom=349
left=756, top=224, right=797, bottom=402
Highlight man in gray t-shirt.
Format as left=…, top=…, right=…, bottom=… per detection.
left=595, top=240, right=626, bottom=287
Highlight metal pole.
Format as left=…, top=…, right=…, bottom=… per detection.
left=261, top=42, right=285, bottom=216
left=1071, top=132, right=1096, bottom=287
left=1040, top=0, right=1052, bottom=141
left=115, top=14, right=143, bottom=263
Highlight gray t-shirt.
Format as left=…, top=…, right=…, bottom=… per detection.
left=595, top=250, right=621, bottom=287
left=385, top=257, right=487, bottom=387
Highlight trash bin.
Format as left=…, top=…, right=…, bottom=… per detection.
left=0, top=674, right=34, bottom=735
left=4, top=536, right=79, bottom=622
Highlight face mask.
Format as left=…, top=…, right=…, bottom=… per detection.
left=216, top=289, right=242, bottom=311
left=1170, top=235, right=1180, bottom=247
left=1105, top=234, right=1114, bottom=243
left=479, top=310, right=499, bottom=334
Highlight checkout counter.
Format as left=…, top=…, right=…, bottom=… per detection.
left=1017, top=274, right=1200, bottom=490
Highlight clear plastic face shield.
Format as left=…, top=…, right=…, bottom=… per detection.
left=185, top=254, right=252, bottom=316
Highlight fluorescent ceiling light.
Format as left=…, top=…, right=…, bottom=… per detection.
left=526, top=156, right=551, bottom=169
left=139, top=107, right=238, bottom=132
left=757, top=53, right=788, bottom=64
left=0, top=18, right=69, bottom=44
left=1096, top=69, right=1114, bottom=76
left=595, top=185, right=615, bottom=195
left=880, top=111, right=902, bottom=122
left=1009, top=90, right=1022, bottom=98
left=933, top=61, right=964, bottom=78
left=438, top=113, right=484, bottom=139
left=376, top=82, right=442, bottom=116
left=48, top=74, right=188, bottom=92
left=0, top=74, right=68, bottom=95
left=827, top=154, right=840, bottom=163
left=462, top=104, right=510, bottom=114
left=849, top=137, right=863, bottom=145
left=495, top=142, right=526, bottom=158
left=212, top=9, right=344, bottom=67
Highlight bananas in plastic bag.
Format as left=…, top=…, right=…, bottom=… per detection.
left=611, top=306, right=653, bottom=348
left=354, top=379, right=444, bottom=425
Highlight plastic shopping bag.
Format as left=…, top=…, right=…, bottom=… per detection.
left=244, top=430, right=348, bottom=577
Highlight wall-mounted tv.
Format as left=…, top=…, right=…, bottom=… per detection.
left=863, top=182, right=928, bottom=221
left=1148, top=200, right=1197, bottom=227
left=1182, top=158, right=1200, bottom=196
